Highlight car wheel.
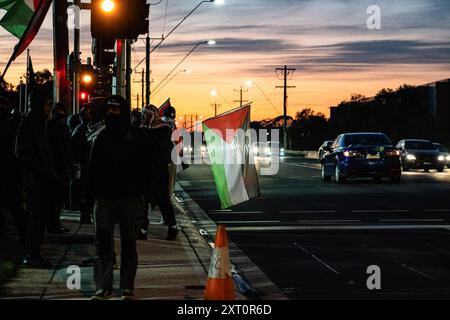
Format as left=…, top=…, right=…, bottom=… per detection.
left=321, top=163, right=331, bottom=182
left=424, top=168, right=430, bottom=172
left=437, top=166, right=445, bottom=173
left=402, top=166, right=409, bottom=172
left=390, top=174, right=401, bottom=183
left=334, top=164, right=346, bottom=184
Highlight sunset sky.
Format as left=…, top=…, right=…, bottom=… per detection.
left=1, top=0, right=450, bottom=120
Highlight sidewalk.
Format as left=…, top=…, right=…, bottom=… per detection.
left=0, top=207, right=215, bottom=300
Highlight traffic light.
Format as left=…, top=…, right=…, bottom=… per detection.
left=80, top=63, right=95, bottom=102
left=91, top=0, right=149, bottom=40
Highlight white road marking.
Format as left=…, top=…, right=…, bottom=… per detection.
left=352, top=209, right=409, bottom=213
left=279, top=210, right=337, bottom=214
left=425, top=209, right=450, bottom=213
left=283, top=162, right=321, bottom=170
left=424, top=243, right=450, bottom=255
left=379, top=219, right=445, bottom=223
left=293, top=242, right=340, bottom=275
left=297, top=220, right=361, bottom=223
left=400, top=263, right=435, bottom=281
left=226, top=225, right=450, bottom=232
left=216, top=220, right=281, bottom=224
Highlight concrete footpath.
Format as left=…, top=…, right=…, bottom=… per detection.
left=0, top=204, right=229, bottom=300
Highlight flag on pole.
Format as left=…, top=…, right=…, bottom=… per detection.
left=0, top=0, right=52, bottom=78
left=203, top=104, right=260, bottom=209
left=158, top=98, right=171, bottom=117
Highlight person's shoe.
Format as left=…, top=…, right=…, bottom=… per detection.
left=121, top=289, right=135, bottom=300
left=166, top=226, right=179, bottom=241
left=60, top=225, right=71, bottom=233
left=91, top=288, right=114, bottom=300
left=137, top=229, right=148, bottom=240
left=22, top=255, right=54, bottom=269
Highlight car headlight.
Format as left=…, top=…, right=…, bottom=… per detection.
left=406, top=154, right=416, bottom=161
left=438, top=155, right=445, bottom=161
left=264, top=147, right=270, bottom=154
left=252, top=146, right=259, bottom=153
left=446, top=155, right=450, bottom=161
left=183, top=147, right=188, bottom=152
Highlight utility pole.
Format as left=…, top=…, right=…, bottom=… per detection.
left=145, top=35, right=150, bottom=106
left=211, top=102, right=221, bottom=117
left=53, top=0, right=69, bottom=111
left=73, top=0, right=81, bottom=114
left=125, top=40, right=132, bottom=105
left=141, top=69, right=145, bottom=107
left=234, top=85, right=249, bottom=107
left=276, top=65, right=296, bottom=150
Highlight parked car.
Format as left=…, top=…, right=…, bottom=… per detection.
left=433, top=143, right=450, bottom=168
left=396, top=139, right=445, bottom=172
left=318, top=140, right=334, bottom=160
left=321, top=132, right=402, bottom=184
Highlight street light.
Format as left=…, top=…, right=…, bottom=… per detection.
left=211, top=89, right=233, bottom=108
left=100, top=0, right=115, bottom=12
left=151, top=40, right=216, bottom=96
left=151, top=69, right=192, bottom=98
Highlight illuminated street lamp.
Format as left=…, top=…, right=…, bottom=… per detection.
left=100, top=0, right=115, bottom=12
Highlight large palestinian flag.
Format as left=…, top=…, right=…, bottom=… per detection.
left=0, top=0, right=52, bottom=77
left=203, top=105, right=260, bottom=209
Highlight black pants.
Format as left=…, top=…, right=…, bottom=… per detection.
left=25, top=182, right=53, bottom=257
left=94, top=196, right=144, bottom=291
left=48, top=172, right=70, bottom=229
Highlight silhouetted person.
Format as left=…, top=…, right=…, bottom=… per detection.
left=87, top=96, right=151, bottom=300
left=16, top=88, right=56, bottom=268
left=131, top=109, right=142, bottom=128
left=47, top=103, right=71, bottom=233
left=0, top=97, right=25, bottom=244
left=140, top=105, right=178, bottom=241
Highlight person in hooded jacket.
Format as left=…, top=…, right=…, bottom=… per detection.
left=47, top=103, right=72, bottom=233
left=87, top=95, right=152, bottom=300
left=0, top=97, right=25, bottom=244
left=140, top=105, right=178, bottom=241
left=16, top=88, right=56, bottom=268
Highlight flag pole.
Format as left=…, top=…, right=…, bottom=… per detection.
left=24, top=49, right=30, bottom=113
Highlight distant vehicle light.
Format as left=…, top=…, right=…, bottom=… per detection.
left=264, top=147, right=270, bottom=154
left=406, top=154, right=416, bottom=161
left=252, top=146, right=259, bottom=154
left=344, top=151, right=351, bottom=157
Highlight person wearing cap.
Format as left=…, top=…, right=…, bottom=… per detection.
left=86, top=95, right=152, bottom=300
left=140, top=104, right=178, bottom=241
left=16, top=88, right=56, bottom=268
left=47, top=102, right=72, bottom=233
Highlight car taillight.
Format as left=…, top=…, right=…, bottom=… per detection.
left=343, top=151, right=363, bottom=158
left=386, top=150, right=400, bottom=157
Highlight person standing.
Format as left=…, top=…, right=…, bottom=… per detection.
left=87, top=96, right=151, bottom=300
left=140, top=105, right=178, bottom=241
left=0, top=97, right=25, bottom=244
left=47, top=103, right=71, bottom=233
left=16, top=88, right=56, bottom=268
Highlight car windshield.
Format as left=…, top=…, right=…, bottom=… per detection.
left=343, top=134, right=391, bottom=147
left=405, top=141, right=437, bottom=150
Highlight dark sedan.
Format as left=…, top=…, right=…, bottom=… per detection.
left=396, top=139, right=445, bottom=172
left=321, top=133, right=402, bottom=184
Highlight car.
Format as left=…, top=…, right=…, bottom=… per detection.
left=396, top=139, right=445, bottom=172
left=321, top=132, right=402, bottom=184
left=252, top=142, right=269, bottom=157
left=318, top=140, right=334, bottom=160
left=433, top=143, right=450, bottom=168
left=266, top=141, right=285, bottom=157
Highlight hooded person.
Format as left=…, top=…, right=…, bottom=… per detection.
left=86, top=95, right=152, bottom=300
left=140, top=105, right=178, bottom=241
left=47, top=102, right=72, bottom=233
left=15, top=88, right=56, bottom=268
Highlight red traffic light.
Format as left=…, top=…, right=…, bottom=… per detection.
left=80, top=91, right=88, bottom=100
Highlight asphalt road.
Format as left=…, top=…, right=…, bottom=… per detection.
left=178, top=156, right=450, bottom=299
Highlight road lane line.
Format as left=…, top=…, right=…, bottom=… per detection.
left=293, top=242, right=340, bottom=275
left=424, top=243, right=450, bottom=255
left=352, top=210, right=409, bottom=213
left=379, top=219, right=445, bottom=223
left=297, top=220, right=361, bottom=223
left=279, top=210, right=337, bottom=214
left=216, top=220, right=281, bottom=224
left=226, top=225, right=450, bottom=232
left=208, top=209, right=232, bottom=212
left=400, top=263, right=435, bottom=281
left=425, top=209, right=450, bottom=213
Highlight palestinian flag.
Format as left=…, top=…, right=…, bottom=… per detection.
left=0, top=0, right=52, bottom=77
left=158, top=98, right=171, bottom=117
left=203, top=105, right=260, bottom=209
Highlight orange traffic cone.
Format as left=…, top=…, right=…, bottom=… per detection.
left=204, top=225, right=235, bottom=300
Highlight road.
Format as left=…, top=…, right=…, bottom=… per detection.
left=178, top=156, right=450, bottom=299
